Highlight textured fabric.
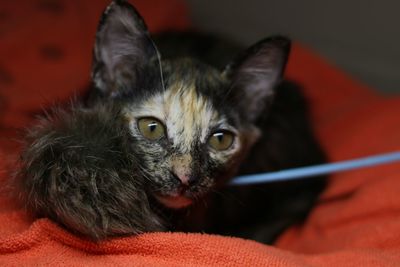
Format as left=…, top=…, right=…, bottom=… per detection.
left=1, top=0, right=400, bottom=266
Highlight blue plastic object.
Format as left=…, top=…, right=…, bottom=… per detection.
left=229, top=151, right=400, bottom=186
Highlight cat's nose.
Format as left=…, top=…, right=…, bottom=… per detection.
left=171, top=155, right=193, bottom=186
left=171, top=172, right=191, bottom=186
left=178, top=174, right=190, bottom=186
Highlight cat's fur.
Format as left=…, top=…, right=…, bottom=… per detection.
left=17, top=0, right=326, bottom=243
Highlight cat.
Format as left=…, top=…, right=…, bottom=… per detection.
left=17, top=0, right=326, bottom=243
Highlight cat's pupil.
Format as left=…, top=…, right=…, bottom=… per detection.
left=215, top=133, right=224, bottom=142
left=148, top=122, right=157, bottom=132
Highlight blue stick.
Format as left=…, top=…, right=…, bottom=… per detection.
left=229, top=151, right=400, bottom=186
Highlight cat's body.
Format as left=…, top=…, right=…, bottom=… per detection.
left=17, top=0, right=326, bottom=243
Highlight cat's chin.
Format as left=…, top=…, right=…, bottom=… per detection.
left=154, top=194, right=193, bottom=209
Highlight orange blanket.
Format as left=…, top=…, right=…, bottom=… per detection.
left=1, top=0, right=400, bottom=266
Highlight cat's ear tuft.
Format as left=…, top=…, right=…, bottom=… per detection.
left=223, top=36, right=291, bottom=122
left=92, top=0, right=158, bottom=97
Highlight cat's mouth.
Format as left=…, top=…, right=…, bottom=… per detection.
left=154, top=193, right=193, bottom=209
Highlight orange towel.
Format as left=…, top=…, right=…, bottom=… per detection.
left=1, top=0, right=400, bottom=266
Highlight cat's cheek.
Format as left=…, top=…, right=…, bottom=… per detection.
left=208, top=143, right=242, bottom=167
left=241, top=125, right=261, bottom=147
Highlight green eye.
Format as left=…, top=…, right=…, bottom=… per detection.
left=138, top=117, right=166, bottom=140
left=208, top=131, right=235, bottom=151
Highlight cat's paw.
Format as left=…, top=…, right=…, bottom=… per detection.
left=17, top=104, right=164, bottom=240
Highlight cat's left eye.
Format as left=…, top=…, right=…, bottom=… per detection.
left=208, top=130, right=235, bottom=151
left=138, top=117, right=166, bottom=141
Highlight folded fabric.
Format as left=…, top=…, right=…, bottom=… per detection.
left=1, top=0, right=400, bottom=266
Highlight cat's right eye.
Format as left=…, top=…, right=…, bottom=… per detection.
left=137, top=117, right=166, bottom=141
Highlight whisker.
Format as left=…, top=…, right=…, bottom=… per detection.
left=211, top=188, right=246, bottom=207
left=149, top=37, right=166, bottom=93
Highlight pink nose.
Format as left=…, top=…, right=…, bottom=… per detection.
left=177, top=174, right=190, bottom=185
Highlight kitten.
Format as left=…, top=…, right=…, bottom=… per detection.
left=17, top=0, right=326, bottom=243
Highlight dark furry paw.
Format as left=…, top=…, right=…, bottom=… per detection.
left=17, top=103, right=164, bottom=240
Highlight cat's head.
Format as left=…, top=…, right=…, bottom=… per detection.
left=91, top=0, right=290, bottom=209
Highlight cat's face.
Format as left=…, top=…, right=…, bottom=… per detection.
left=121, top=60, right=257, bottom=208
left=91, top=1, right=290, bottom=209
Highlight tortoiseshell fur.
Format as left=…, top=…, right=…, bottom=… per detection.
left=17, top=0, right=326, bottom=243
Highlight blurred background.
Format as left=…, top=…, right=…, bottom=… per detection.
left=0, top=0, right=399, bottom=155
left=186, top=0, right=400, bottom=93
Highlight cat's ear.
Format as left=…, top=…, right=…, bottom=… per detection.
left=91, top=0, right=159, bottom=97
left=223, top=36, right=290, bottom=122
